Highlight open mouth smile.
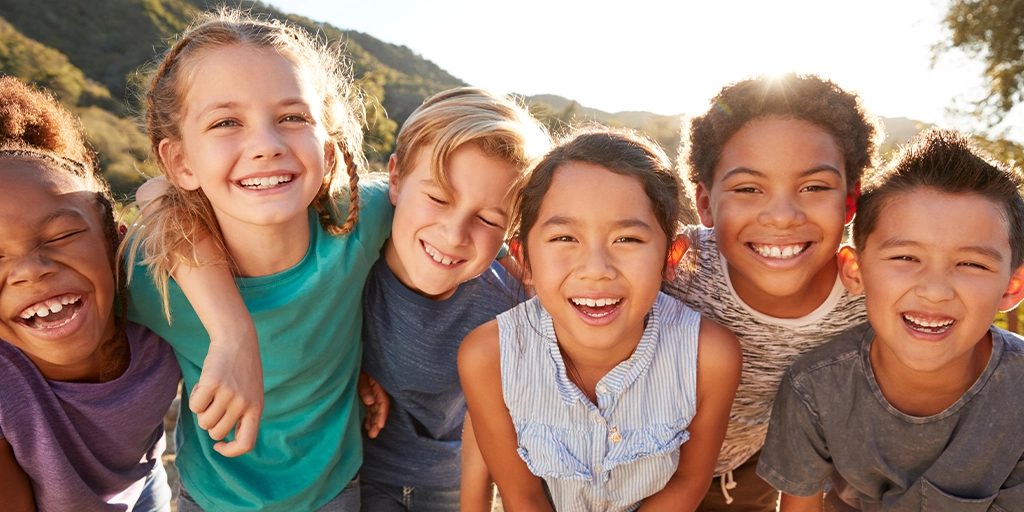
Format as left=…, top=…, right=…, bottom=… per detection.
left=422, top=241, right=465, bottom=267
left=17, top=293, right=83, bottom=330
left=748, top=242, right=811, bottom=260
left=238, top=174, right=294, bottom=190
left=902, top=312, right=955, bottom=335
left=570, top=297, right=622, bottom=318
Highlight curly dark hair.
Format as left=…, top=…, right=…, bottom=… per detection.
left=684, top=73, right=882, bottom=192
left=854, top=128, right=1024, bottom=269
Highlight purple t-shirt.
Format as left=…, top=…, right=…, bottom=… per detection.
left=0, top=322, right=181, bottom=512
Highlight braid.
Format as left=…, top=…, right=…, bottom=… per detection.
left=146, top=35, right=193, bottom=159
left=336, top=145, right=361, bottom=235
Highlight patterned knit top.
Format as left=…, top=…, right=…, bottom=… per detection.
left=662, top=227, right=866, bottom=475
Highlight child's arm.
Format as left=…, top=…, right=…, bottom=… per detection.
left=461, top=411, right=494, bottom=512
left=779, top=492, right=824, bottom=512
left=0, top=439, right=36, bottom=511
left=357, top=371, right=389, bottom=438
left=639, top=317, right=742, bottom=512
left=172, top=257, right=263, bottom=457
left=458, top=321, right=553, bottom=512
left=136, top=177, right=263, bottom=457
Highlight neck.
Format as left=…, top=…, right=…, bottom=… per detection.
left=218, top=211, right=312, bottom=277
left=553, top=320, right=645, bottom=404
left=729, top=255, right=838, bottom=319
left=869, top=333, right=992, bottom=417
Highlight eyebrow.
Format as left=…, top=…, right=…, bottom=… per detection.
left=720, top=165, right=843, bottom=182
left=39, top=208, right=86, bottom=226
left=540, top=216, right=653, bottom=231
left=418, top=179, right=511, bottom=218
left=196, top=98, right=312, bottom=118
left=878, top=238, right=1005, bottom=262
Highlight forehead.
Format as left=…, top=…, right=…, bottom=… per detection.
left=868, top=188, right=1011, bottom=254
left=182, top=44, right=319, bottom=117
left=0, top=158, right=97, bottom=224
left=715, top=117, right=845, bottom=182
left=539, top=162, right=653, bottom=218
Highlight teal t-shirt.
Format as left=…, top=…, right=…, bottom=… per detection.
left=126, top=180, right=392, bottom=511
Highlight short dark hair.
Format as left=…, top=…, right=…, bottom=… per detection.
left=684, top=73, right=882, bottom=192
left=853, top=129, right=1024, bottom=269
left=511, top=127, right=691, bottom=269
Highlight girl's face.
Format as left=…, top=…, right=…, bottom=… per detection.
left=0, top=159, right=117, bottom=381
left=524, top=162, right=673, bottom=353
left=160, top=44, right=330, bottom=238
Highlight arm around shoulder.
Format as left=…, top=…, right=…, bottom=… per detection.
left=640, top=317, right=741, bottom=511
left=458, top=321, right=552, bottom=512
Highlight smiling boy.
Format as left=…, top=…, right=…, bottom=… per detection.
left=359, top=88, right=549, bottom=511
left=758, top=129, right=1024, bottom=511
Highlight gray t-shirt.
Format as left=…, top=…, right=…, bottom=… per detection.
left=758, top=322, right=1024, bottom=511
left=0, top=322, right=181, bottom=511
left=361, top=257, right=522, bottom=487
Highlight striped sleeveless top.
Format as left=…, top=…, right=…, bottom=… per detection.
left=497, top=292, right=700, bottom=511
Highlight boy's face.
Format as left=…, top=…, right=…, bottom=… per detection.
left=384, top=143, right=519, bottom=300
left=839, top=189, right=1024, bottom=375
left=694, top=118, right=855, bottom=316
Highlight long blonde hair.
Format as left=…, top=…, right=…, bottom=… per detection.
left=123, top=9, right=367, bottom=319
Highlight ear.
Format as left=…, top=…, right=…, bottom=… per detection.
left=837, top=245, right=864, bottom=295
left=663, top=235, right=690, bottom=282
left=158, top=139, right=200, bottom=191
left=387, top=154, right=401, bottom=206
left=510, top=240, right=532, bottom=285
left=694, top=183, right=714, bottom=228
left=845, top=182, right=860, bottom=225
left=999, top=265, right=1024, bottom=312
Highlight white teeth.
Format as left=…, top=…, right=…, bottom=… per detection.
left=240, top=175, right=292, bottom=189
left=903, top=313, right=954, bottom=328
left=19, top=294, right=81, bottom=320
left=752, top=243, right=806, bottom=259
left=571, top=297, right=620, bottom=307
left=424, top=243, right=460, bottom=266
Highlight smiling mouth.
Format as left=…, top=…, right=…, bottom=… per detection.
left=238, top=174, right=294, bottom=189
left=748, top=242, right=811, bottom=260
left=17, top=294, right=82, bottom=329
left=903, top=313, right=955, bottom=334
left=570, top=297, right=622, bottom=318
left=423, top=241, right=465, bottom=266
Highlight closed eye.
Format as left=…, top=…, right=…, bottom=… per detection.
left=959, top=261, right=992, bottom=271
left=479, top=216, right=503, bottom=229
left=48, top=230, right=83, bottom=244
left=427, top=194, right=449, bottom=206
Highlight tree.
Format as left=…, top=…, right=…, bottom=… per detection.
left=936, top=0, right=1024, bottom=126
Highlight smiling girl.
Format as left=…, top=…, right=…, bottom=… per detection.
left=0, top=77, right=180, bottom=511
left=458, top=128, right=742, bottom=511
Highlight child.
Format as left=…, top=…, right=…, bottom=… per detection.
left=459, top=128, right=743, bottom=511
left=0, top=77, right=181, bottom=511
left=122, top=11, right=393, bottom=511
left=758, top=129, right=1024, bottom=511
left=662, top=73, right=881, bottom=509
left=359, top=87, right=549, bottom=510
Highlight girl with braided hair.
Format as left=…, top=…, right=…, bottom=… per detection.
left=122, top=9, right=393, bottom=512
left=0, top=76, right=181, bottom=511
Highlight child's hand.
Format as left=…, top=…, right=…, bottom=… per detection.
left=358, top=371, right=389, bottom=438
left=189, top=327, right=264, bottom=457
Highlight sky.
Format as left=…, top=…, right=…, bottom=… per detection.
left=278, top=0, right=1022, bottom=141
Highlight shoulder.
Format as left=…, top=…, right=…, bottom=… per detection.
left=995, top=326, right=1024, bottom=355
left=348, top=178, right=393, bottom=235
left=786, top=322, right=870, bottom=382
left=457, top=320, right=501, bottom=380
left=696, top=316, right=742, bottom=381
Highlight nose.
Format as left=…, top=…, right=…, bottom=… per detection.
left=757, top=193, right=806, bottom=229
left=437, top=212, right=472, bottom=248
left=575, top=243, right=616, bottom=281
left=7, top=252, right=60, bottom=287
left=248, top=123, right=286, bottom=160
left=915, top=265, right=955, bottom=304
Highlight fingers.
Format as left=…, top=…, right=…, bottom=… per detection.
left=213, top=413, right=259, bottom=457
left=358, top=371, right=378, bottom=405
left=188, top=382, right=215, bottom=414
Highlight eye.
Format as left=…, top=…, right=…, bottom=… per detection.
left=282, top=113, right=312, bottom=124
left=732, top=186, right=760, bottom=194
left=959, top=261, right=992, bottom=271
left=211, top=119, right=239, bottom=129
left=47, top=230, right=83, bottom=244
left=800, top=185, right=833, bottom=192
left=888, top=255, right=917, bottom=262
left=615, top=236, right=643, bottom=243
left=550, top=235, right=577, bottom=243
left=427, top=194, right=449, bottom=206
left=478, top=216, right=502, bottom=229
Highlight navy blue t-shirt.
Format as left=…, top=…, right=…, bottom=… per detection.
left=360, top=257, right=522, bottom=487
